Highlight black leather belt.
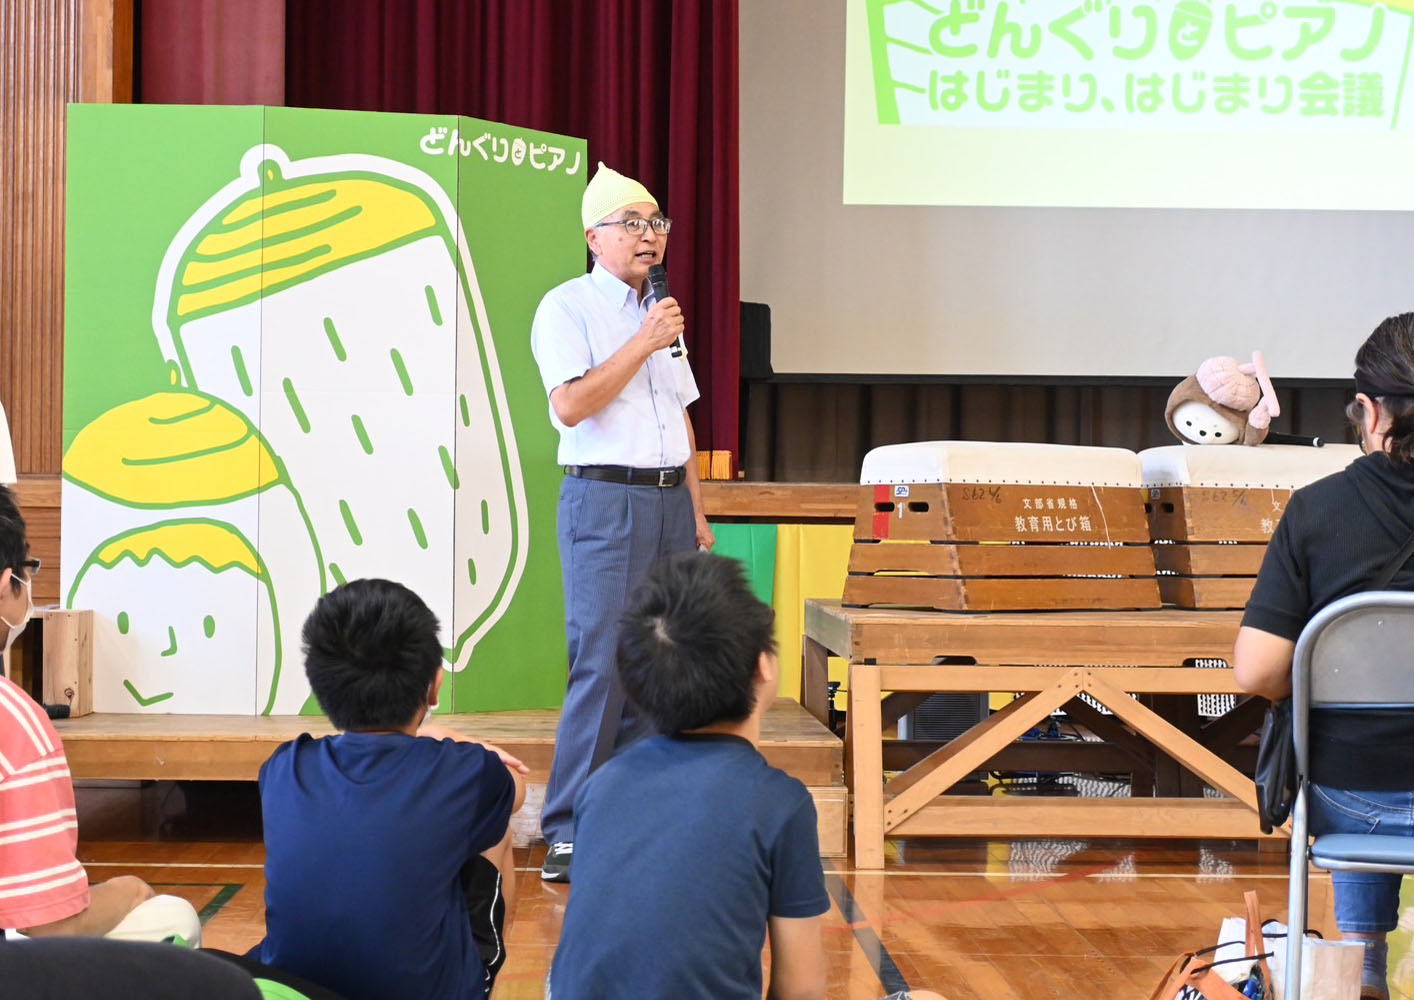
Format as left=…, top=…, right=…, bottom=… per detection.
left=565, top=464, right=685, bottom=488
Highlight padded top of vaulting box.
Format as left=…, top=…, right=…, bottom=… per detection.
left=858, top=441, right=1143, bottom=487
left=1139, top=444, right=1360, bottom=489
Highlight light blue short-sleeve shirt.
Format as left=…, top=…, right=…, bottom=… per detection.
left=530, top=263, right=700, bottom=468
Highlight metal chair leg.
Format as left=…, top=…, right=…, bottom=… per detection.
left=1285, top=787, right=1310, bottom=1000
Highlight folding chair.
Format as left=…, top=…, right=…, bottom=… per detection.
left=1286, top=591, right=1414, bottom=997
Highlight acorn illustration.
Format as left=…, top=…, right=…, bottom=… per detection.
left=1170, top=0, right=1214, bottom=60
left=150, top=146, right=527, bottom=680
left=62, top=391, right=324, bottom=714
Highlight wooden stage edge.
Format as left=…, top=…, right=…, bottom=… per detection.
left=59, top=697, right=849, bottom=857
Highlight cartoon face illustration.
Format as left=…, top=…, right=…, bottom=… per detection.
left=67, top=521, right=276, bottom=713
left=150, top=145, right=527, bottom=677
left=62, top=391, right=323, bottom=714
left=1171, top=399, right=1242, bottom=445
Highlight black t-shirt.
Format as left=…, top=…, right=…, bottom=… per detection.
left=1244, top=451, right=1414, bottom=788
left=550, top=733, right=831, bottom=1000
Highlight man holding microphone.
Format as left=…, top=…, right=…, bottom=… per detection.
left=530, top=162, right=713, bottom=883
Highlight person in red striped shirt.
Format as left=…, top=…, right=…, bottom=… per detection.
left=0, top=484, right=198, bottom=942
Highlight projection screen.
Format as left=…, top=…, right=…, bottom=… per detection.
left=739, top=0, right=1414, bottom=378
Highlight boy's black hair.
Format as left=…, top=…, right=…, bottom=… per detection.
left=617, top=552, right=777, bottom=734
left=0, top=486, right=29, bottom=597
left=301, top=578, right=443, bottom=731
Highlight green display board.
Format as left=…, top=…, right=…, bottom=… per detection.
left=62, top=105, right=586, bottom=715
left=710, top=523, right=778, bottom=607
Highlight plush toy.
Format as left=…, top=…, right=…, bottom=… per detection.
left=1165, top=351, right=1280, bottom=446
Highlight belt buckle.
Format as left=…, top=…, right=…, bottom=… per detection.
left=658, top=468, right=672, bottom=488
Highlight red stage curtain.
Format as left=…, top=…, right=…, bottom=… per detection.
left=285, top=0, right=740, bottom=457
left=139, top=0, right=286, bottom=105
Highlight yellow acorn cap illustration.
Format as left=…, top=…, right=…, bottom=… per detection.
left=90, top=520, right=264, bottom=579
left=64, top=391, right=282, bottom=508
left=169, top=158, right=442, bottom=325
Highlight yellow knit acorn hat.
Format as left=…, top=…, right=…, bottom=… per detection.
left=581, top=161, right=658, bottom=230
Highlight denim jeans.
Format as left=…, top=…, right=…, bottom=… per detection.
left=1308, top=783, right=1414, bottom=934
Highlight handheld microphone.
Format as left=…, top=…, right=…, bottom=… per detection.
left=1263, top=431, right=1323, bottom=448
left=647, top=264, right=685, bottom=359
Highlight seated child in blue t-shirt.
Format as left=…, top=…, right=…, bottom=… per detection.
left=253, top=579, right=527, bottom=1000
left=548, top=552, right=831, bottom=1000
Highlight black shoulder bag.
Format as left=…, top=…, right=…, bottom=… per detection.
left=1254, top=528, right=1414, bottom=833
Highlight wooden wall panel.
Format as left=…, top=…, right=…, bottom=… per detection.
left=13, top=474, right=61, bottom=607
left=1, top=0, right=131, bottom=477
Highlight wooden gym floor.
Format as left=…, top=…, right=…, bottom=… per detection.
left=72, top=780, right=1371, bottom=1000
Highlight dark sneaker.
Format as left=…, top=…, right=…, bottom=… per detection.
left=541, top=841, right=573, bottom=883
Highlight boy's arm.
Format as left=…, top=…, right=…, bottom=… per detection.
left=417, top=723, right=527, bottom=812
left=21, top=877, right=154, bottom=938
left=502, top=761, right=527, bottom=814
left=418, top=724, right=531, bottom=774
left=766, top=914, right=827, bottom=1000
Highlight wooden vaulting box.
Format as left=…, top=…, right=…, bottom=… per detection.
left=843, top=441, right=1160, bottom=612
left=1141, top=444, right=1361, bottom=609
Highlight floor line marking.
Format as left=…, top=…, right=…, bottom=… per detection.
left=824, top=869, right=1314, bottom=880
left=825, top=873, right=910, bottom=994
left=197, top=884, right=243, bottom=923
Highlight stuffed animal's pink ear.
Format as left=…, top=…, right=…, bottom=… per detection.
left=1196, top=356, right=1260, bottom=411
left=1250, top=351, right=1279, bottom=420
left=1248, top=397, right=1275, bottom=430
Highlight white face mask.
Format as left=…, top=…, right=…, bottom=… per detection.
left=2, top=576, right=34, bottom=655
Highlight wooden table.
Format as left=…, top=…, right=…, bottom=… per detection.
left=803, top=600, right=1270, bottom=868
left=698, top=481, right=857, bottom=521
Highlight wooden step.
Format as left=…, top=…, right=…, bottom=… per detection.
left=58, top=697, right=840, bottom=784
left=1147, top=486, right=1291, bottom=543
left=1153, top=543, right=1266, bottom=576
left=58, top=698, right=846, bottom=855
left=1159, top=576, right=1257, bottom=610
left=849, top=540, right=1155, bottom=577
left=858, top=483, right=1150, bottom=544
left=842, top=574, right=1162, bottom=612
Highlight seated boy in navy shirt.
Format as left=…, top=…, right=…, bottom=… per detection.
left=549, top=552, right=832, bottom=1000
left=254, top=579, right=527, bottom=1000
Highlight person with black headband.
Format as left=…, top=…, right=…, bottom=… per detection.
left=1234, top=312, right=1414, bottom=1000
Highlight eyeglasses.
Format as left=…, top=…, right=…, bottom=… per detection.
left=593, top=216, right=672, bottom=237
left=21, top=558, right=39, bottom=579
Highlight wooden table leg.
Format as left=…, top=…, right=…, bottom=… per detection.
left=849, top=661, right=885, bottom=870
left=1147, top=695, right=1206, bottom=797
left=1145, top=696, right=1184, bottom=796
left=801, top=635, right=830, bottom=726
left=1166, top=695, right=1204, bottom=797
